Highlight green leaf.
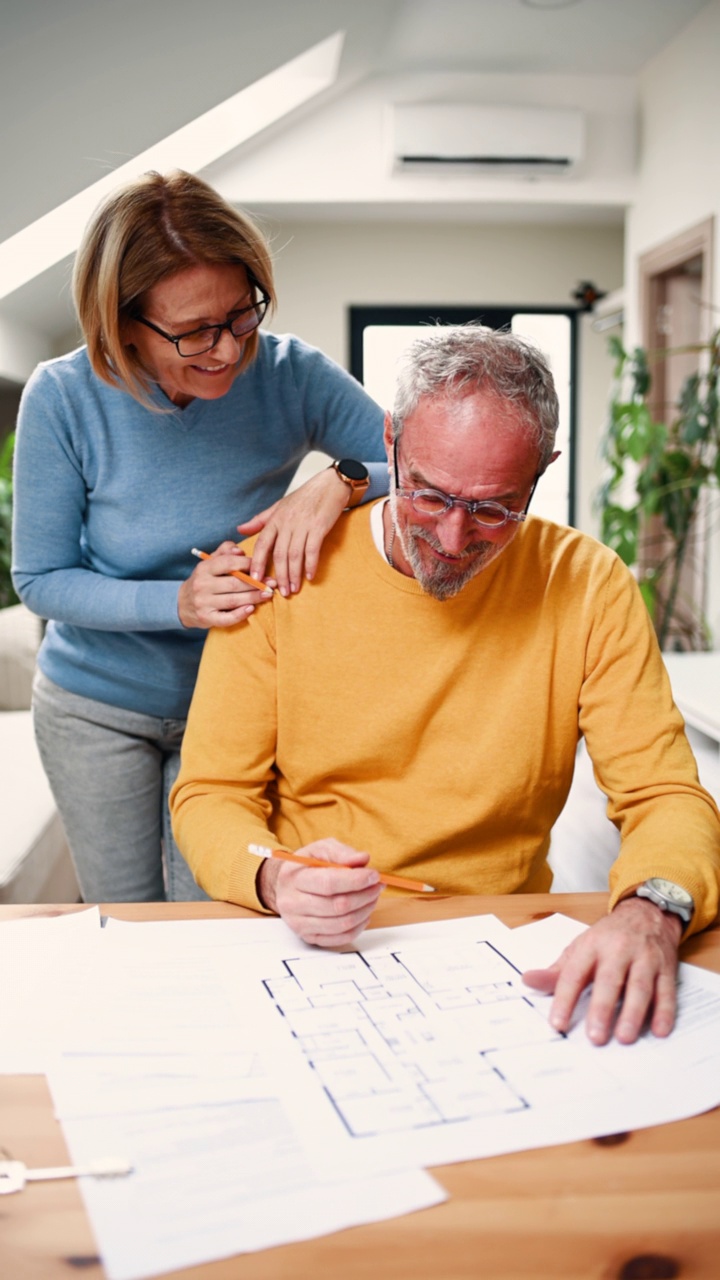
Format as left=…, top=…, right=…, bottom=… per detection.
left=679, top=411, right=705, bottom=445
left=601, top=504, right=638, bottom=566
left=677, top=372, right=701, bottom=416
left=654, top=453, right=700, bottom=539
left=0, top=431, right=14, bottom=482
left=638, top=577, right=658, bottom=620
left=703, top=382, right=718, bottom=432
left=608, top=334, right=627, bottom=379
left=623, top=404, right=656, bottom=461
left=631, top=347, right=652, bottom=398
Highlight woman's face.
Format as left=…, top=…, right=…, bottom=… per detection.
left=126, top=262, right=254, bottom=407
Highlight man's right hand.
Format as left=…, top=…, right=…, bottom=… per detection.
left=257, top=838, right=383, bottom=947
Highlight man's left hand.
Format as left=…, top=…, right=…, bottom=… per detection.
left=522, top=897, right=683, bottom=1045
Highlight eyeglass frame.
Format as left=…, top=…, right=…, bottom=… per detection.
left=392, top=436, right=540, bottom=529
left=132, top=276, right=271, bottom=358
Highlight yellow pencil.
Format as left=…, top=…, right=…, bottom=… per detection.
left=191, top=548, right=271, bottom=593
left=248, top=843, right=435, bottom=893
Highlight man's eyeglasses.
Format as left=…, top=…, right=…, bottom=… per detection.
left=393, top=437, right=539, bottom=529
left=134, top=279, right=270, bottom=358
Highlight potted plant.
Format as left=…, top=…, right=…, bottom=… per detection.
left=598, top=330, right=720, bottom=651
left=0, top=431, right=19, bottom=610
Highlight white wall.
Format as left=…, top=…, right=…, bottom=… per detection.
left=0, top=314, right=53, bottom=386
left=626, top=0, right=720, bottom=645
left=265, top=217, right=623, bottom=536
left=208, top=69, right=638, bottom=219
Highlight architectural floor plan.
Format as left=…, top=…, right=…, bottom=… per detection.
left=261, top=937, right=562, bottom=1139
left=251, top=917, right=720, bottom=1172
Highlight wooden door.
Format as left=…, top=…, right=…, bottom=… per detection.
left=639, top=219, right=714, bottom=650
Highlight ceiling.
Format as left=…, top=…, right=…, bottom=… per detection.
left=0, top=0, right=711, bottom=349
left=380, top=0, right=710, bottom=73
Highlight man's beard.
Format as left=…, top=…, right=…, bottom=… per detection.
left=389, top=491, right=499, bottom=601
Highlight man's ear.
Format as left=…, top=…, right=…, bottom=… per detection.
left=545, top=450, right=561, bottom=471
left=383, top=412, right=394, bottom=468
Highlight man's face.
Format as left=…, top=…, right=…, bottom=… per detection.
left=384, top=390, right=545, bottom=601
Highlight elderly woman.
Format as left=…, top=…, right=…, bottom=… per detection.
left=12, top=169, right=385, bottom=903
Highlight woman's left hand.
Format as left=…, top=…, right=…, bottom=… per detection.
left=238, top=466, right=354, bottom=596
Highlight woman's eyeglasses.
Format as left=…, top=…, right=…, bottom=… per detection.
left=134, top=282, right=270, bottom=358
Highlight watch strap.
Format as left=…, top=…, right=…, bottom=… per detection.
left=329, top=459, right=370, bottom=508
left=634, top=879, right=694, bottom=925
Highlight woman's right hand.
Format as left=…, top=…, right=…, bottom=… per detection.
left=177, top=541, right=274, bottom=629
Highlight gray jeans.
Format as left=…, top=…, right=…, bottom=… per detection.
left=32, top=671, right=210, bottom=903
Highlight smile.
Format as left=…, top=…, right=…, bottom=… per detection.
left=420, top=537, right=485, bottom=565
left=191, top=363, right=231, bottom=374
left=433, top=549, right=465, bottom=563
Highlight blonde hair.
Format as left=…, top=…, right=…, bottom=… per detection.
left=72, top=170, right=276, bottom=406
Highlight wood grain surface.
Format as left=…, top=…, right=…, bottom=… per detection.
left=2, top=894, right=719, bottom=1280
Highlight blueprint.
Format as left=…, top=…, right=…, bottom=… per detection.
left=239, top=914, right=720, bottom=1174
left=261, top=936, right=559, bottom=1137
left=7, top=907, right=720, bottom=1280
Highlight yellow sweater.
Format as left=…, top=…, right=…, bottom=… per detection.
left=171, top=503, right=720, bottom=932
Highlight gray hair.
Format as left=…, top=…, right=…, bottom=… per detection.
left=392, top=325, right=559, bottom=470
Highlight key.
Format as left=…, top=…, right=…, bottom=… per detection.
left=0, top=1156, right=132, bottom=1194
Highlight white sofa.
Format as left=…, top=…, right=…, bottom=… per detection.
left=0, top=604, right=80, bottom=903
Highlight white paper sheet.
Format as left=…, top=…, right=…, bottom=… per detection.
left=63, top=920, right=291, bottom=1059
left=58, top=1099, right=446, bottom=1280
left=0, top=907, right=102, bottom=1072
left=101, top=913, right=304, bottom=949
left=225, top=914, right=720, bottom=1175
left=10, top=908, right=720, bottom=1280
left=44, top=915, right=453, bottom=1278
left=501, top=910, right=587, bottom=970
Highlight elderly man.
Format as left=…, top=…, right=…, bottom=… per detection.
left=171, top=326, right=720, bottom=1046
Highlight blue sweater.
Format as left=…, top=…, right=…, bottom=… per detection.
left=12, top=334, right=386, bottom=717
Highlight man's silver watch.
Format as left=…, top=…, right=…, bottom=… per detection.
left=329, top=458, right=370, bottom=508
left=635, top=877, right=694, bottom=926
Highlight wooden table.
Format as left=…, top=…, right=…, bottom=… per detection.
left=2, top=893, right=720, bottom=1280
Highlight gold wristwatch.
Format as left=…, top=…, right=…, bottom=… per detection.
left=329, top=459, right=370, bottom=508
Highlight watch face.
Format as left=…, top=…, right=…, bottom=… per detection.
left=337, top=458, right=368, bottom=482
left=647, top=878, right=693, bottom=907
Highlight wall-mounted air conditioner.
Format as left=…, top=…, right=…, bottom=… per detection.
left=392, top=103, right=585, bottom=175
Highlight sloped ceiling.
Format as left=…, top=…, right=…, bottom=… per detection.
left=0, top=0, right=711, bottom=368
left=0, top=0, right=398, bottom=241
